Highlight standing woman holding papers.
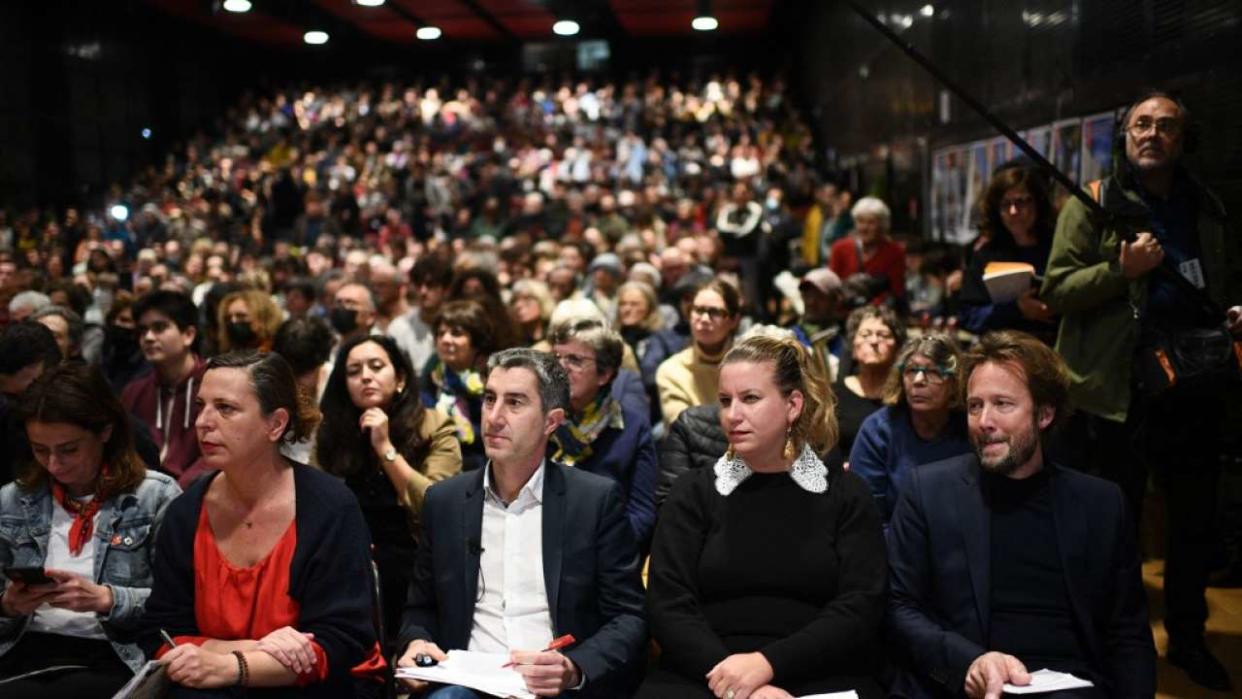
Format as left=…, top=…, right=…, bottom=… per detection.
left=958, top=164, right=1059, bottom=343
left=640, top=335, right=887, bottom=699
left=0, top=363, right=181, bottom=697
left=140, top=351, right=378, bottom=698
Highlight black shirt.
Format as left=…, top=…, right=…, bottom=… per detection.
left=986, top=469, right=1090, bottom=674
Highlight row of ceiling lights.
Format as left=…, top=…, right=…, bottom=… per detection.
left=222, top=0, right=721, bottom=45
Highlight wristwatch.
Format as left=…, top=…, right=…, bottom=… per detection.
left=383, top=447, right=398, bottom=462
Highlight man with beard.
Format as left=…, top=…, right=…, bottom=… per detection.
left=1041, top=91, right=1242, bottom=691
left=886, top=331, right=1154, bottom=699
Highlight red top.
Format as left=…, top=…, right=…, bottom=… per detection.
left=158, top=505, right=329, bottom=685
left=829, top=236, right=907, bottom=306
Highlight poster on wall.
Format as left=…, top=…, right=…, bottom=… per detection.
left=989, top=137, right=1015, bottom=171
left=931, top=150, right=948, bottom=240
left=962, top=141, right=990, bottom=239
left=1051, top=118, right=1083, bottom=185
left=1023, top=125, right=1052, bottom=158
left=1080, top=111, right=1117, bottom=184
left=931, top=147, right=970, bottom=243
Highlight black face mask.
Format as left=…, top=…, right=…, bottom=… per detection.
left=226, top=321, right=258, bottom=347
left=107, top=325, right=139, bottom=357
left=330, top=307, right=359, bottom=335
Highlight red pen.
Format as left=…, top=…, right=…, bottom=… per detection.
left=501, top=634, right=577, bottom=668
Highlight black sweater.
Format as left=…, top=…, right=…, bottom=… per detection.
left=140, top=464, right=376, bottom=697
left=647, top=461, right=887, bottom=692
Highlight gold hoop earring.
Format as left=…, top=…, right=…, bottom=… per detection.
left=783, top=426, right=795, bottom=460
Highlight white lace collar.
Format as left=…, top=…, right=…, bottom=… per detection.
left=713, top=444, right=829, bottom=496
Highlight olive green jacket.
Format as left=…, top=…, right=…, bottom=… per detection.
left=1040, top=172, right=1239, bottom=422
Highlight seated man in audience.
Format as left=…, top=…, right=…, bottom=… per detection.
left=396, top=348, right=647, bottom=698
left=331, top=281, right=379, bottom=343
left=121, top=290, right=207, bottom=487
left=391, top=254, right=453, bottom=374
left=887, top=331, right=1154, bottom=698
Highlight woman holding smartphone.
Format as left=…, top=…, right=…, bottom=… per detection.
left=0, top=363, right=181, bottom=697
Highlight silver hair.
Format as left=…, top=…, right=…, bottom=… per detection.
left=9, top=290, right=51, bottom=315
left=850, top=196, right=892, bottom=232
left=486, top=348, right=570, bottom=414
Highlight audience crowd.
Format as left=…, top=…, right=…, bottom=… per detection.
left=0, top=74, right=1240, bottom=698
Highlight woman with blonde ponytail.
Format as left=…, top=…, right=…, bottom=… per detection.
left=640, top=333, right=887, bottom=699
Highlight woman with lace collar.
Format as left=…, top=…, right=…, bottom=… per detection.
left=640, top=334, right=887, bottom=699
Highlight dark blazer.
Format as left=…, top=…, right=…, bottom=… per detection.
left=886, top=455, right=1155, bottom=698
left=398, top=460, right=648, bottom=698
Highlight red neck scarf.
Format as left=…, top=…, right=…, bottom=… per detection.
left=50, top=466, right=109, bottom=556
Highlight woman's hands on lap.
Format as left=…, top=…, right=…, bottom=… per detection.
left=164, top=645, right=239, bottom=688
left=255, top=625, right=318, bottom=675
left=706, top=652, right=775, bottom=699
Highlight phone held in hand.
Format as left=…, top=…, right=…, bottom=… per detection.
left=5, top=566, right=56, bottom=586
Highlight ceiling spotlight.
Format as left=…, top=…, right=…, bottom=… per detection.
left=692, top=16, right=718, bottom=31
left=303, top=30, right=329, bottom=45
left=552, top=19, right=580, bottom=36
left=355, top=0, right=387, bottom=6
left=920, top=4, right=935, bottom=17
left=222, top=0, right=252, bottom=12
left=416, top=26, right=442, bottom=40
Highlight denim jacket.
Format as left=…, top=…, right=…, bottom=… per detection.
left=0, top=470, right=181, bottom=672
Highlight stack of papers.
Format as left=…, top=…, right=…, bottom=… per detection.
left=1003, top=669, right=1094, bottom=694
left=395, top=650, right=536, bottom=699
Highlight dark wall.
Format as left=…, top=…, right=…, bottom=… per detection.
left=0, top=1, right=274, bottom=211
left=792, top=0, right=1242, bottom=234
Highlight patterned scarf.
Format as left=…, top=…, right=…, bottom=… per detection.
left=550, top=392, right=624, bottom=467
left=50, top=465, right=110, bottom=556
left=430, top=359, right=485, bottom=445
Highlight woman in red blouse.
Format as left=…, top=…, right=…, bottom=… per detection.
left=828, top=196, right=906, bottom=309
left=141, top=351, right=378, bottom=698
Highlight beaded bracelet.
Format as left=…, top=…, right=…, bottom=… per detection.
left=232, top=650, right=249, bottom=687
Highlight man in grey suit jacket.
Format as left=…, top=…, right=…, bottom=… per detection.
left=396, top=348, right=647, bottom=698
left=887, top=332, right=1155, bottom=699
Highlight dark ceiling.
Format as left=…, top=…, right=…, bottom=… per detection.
left=143, top=0, right=775, bottom=46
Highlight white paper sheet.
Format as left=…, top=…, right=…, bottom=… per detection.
left=395, top=650, right=536, bottom=699
left=1002, top=668, right=1095, bottom=694
left=796, top=692, right=859, bottom=699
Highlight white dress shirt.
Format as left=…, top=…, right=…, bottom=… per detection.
left=468, top=461, right=555, bottom=654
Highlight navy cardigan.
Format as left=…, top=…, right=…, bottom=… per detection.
left=140, top=464, right=376, bottom=697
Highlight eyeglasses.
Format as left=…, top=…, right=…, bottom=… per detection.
left=554, top=352, right=596, bottom=371
left=691, top=306, right=730, bottom=321
left=899, top=363, right=955, bottom=384
left=999, top=195, right=1034, bottom=211
left=1127, top=117, right=1182, bottom=138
